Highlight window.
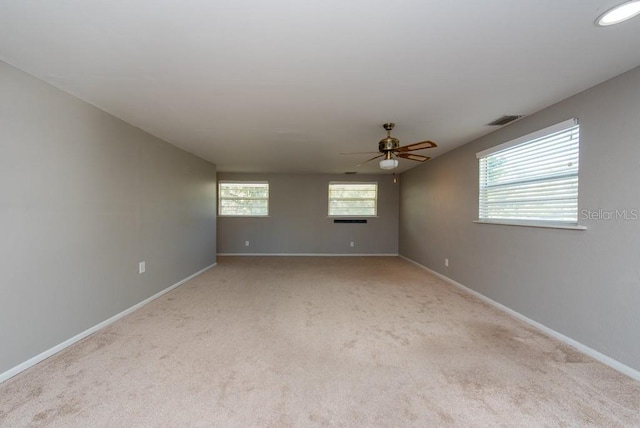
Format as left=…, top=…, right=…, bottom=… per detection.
left=218, top=181, right=269, bottom=216
left=476, top=118, right=580, bottom=227
left=328, top=182, right=377, bottom=217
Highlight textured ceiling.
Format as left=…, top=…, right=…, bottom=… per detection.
left=1, top=1, right=640, bottom=174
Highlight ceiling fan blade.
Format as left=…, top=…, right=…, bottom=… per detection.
left=396, top=140, right=437, bottom=152
left=356, top=154, right=384, bottom=167
left=340, top=151, right=380, bottom=155
left=396, top=153, right=431, bottom=162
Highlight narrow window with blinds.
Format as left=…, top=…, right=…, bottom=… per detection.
left=218, top=181, right=269, bottom=216
left=476, top=119, right=581, bottom=228
left=328, top=182, right=377, bottom=217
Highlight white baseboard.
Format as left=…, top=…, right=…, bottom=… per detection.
left=399, top=255, right=640, bottom=382
left=0, top=262, right=217, bottom=384
left=217, top=253, right=399, bottom=257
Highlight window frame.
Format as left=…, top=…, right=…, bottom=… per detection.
left=328, top=181, right=378, bottom=218
left=475, top=118, right=585, bottom=230
left=218, top=181, right=269, bottom=217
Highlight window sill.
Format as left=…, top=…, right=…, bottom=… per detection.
left=473, top=220, right=587, bottom=231
left=327, top=216, right=379, bottom=219
left=218, top=215, right=271, bottom=218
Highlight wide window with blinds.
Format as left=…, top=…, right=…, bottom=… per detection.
left=218, top=181, right=269, bottom=216
left=476, top=119, right=580, bottom=227
left=328, top=182, right=377, bottom=217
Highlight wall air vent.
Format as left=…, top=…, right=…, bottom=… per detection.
left=487, top=115, right=523, bottom=126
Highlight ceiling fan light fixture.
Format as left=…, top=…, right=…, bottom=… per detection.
left=379, top=158, right=398, bottom=170
left=596, top=0, right=640, bottom=26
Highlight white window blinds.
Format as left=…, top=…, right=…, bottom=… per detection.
left=328, top=182, right=378, bottom=217
left=218, top=181, right=269, bottom=216
left=477, top=119, right=580, bottom=225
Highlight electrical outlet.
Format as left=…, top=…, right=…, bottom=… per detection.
left=139, top=261, right=146, bottom=274
left=245, top=240, right=250, bottom=247
left=444, top=258, right=449, bottom=267
left=350, top=241, right=355, bottom=247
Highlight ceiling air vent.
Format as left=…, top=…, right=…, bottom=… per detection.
left=487, top=115, right=523, bottom=126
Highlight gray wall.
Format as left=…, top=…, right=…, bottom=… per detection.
left=217, top=173, right=399, bottom=255
left=399, top=66, right=640, bottom=371
left=0, top=61, right=217, bottom=375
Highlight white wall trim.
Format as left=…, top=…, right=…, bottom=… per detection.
left=217, top=253, right=399, bottom=257
left=399, top=255, right=640, bottom=382
left=0, top=262, right=217, bottom=384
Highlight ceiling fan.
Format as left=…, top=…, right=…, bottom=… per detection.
left=342, top=123, right=437, bottom=170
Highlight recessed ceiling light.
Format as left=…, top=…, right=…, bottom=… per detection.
left=596, top=1, right=640, bottom=26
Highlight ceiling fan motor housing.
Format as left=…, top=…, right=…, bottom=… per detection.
left=379, top=137, right=399, bottom=152
left=380, top=122, right=399, bottom=153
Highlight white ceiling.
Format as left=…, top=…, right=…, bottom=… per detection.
left=1, top=1, right=640, bottom=174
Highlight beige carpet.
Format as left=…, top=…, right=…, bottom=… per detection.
left=1, top=256, right=639, bottom=427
